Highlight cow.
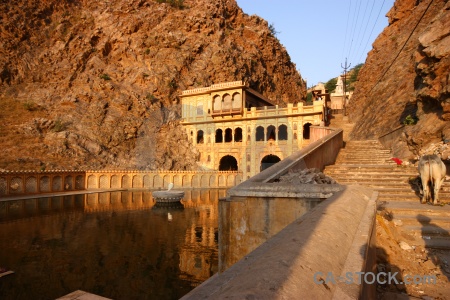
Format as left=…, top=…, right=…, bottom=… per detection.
left=418, top=154, right=446, bottom=205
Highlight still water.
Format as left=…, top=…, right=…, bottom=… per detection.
left=0, top=189, right=226, bottom=300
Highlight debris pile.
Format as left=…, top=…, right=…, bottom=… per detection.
left=278, top=168, right=336, bottom=184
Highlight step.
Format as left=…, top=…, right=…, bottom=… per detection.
left=378, top=201, right=450, bottom=217
left=391, top=214, right=450, bottom=227
left=403, top=224, right=450, bottom=236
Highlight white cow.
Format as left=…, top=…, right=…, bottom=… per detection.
left=418, top=154, right=446, bottom=205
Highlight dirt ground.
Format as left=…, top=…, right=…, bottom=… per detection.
left=376, top=210, right=450, bottom=299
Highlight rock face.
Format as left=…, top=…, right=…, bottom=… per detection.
left=348, top=0, right=450, bottom=159
left=0, top=0, right=305, bottom=170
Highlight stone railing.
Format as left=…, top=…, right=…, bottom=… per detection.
left=243, top=101, right=323, bottom=119
left=0, top=170, right=85, bottom=197
left=181, top=81, right=246, bottom=96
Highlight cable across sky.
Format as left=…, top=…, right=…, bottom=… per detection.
left=236, top=0, right=394, bottom=87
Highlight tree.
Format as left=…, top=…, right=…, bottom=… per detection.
left=325, top=77, right=337, bottom=93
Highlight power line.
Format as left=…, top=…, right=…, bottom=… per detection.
left=346, top=0, right=362, bottom=61
left=341, top=0, right=353, bottom=63
left=356, top=0, right=386, bottom=64
left=367, top=0, right=434, bottom=95
left=353, top=0, right=376, bottom=63
left=355, top=0, right=375, bottom=62
left=349, top=0, right=370, bottom=63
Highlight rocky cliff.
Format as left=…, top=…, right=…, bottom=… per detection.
left=348, top=0, right=450, bottom=159
left=0, top=0, right=305, bottom=171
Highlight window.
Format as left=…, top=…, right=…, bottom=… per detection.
left=197, top=130, right=204, bottom=144
left=256, top=126, right=264, bottom=141
left=197, top=103, right=203, bottom=115
left=215, top=129, right=223, bottom=143
left=278, top=125, right=288, bottom=140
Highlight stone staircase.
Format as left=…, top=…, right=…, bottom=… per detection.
left=324, top=139, right=450, bottom=250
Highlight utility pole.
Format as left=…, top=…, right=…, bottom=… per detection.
left=341, top=58, right=351, bottom=116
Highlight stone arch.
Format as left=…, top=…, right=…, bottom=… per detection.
left=99, top=175, right=109, bottom=188
left=182, top=175, right=191, bottom=187
left=267, top=125, right=276, bottom=141
left=224, top=128, right=233, bottom=143
left=201, top=174, right=209, bottom=187
left=227, top=175, right=235, bottom=187
left=52, top=176, right=63, bottom=191
left=0, top=177, right=7, bottom=195
left=173, top=174, right=182, bottom=188
left=232, top=92, right=242, bottom=110
left=25, top=176, right=37, bottom=193
left=218, top=175, right=226, bottom=187
left=111, top=175, right=119, bottom=188
left=219, top=155, right=238, bottom=171
left=209, top=174, right=216, bottom=187
left=256, top=126, right=264, bottom=141
left=87, top=175, right=97, bottom=189
left=192, top=174, right=200, bottom=188
left=132, top=175, right=142, bottom=188
left=143, top=175, right=151, bottom=188
left=215, top=129, right=223, bottom=143
left=222, top=93, right=232, bottom=111
left=213, top=94, right=221, bottom=112
left=153, top=175, right=163, bottom=188
left=303, top=122, right=312, bottom=139
left=75, top=175, right=84, bottom=189
left=234, top=127, right=243, bottom=142
left=122, top=175, right=130, bottom=188
left=278, top=124, right=288, bottom=140
left=163, top=175, right=171, bottom=189
left=261, top=154, right=281, bottom=171
left=64, top=176, right=73, bottom=190
left=197, top=130, right=204, bottom=144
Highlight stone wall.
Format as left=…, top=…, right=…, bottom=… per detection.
left=0, top=170, right=242, bottom=198
left=0, top=171, right=85, bottom=197
left=85, top=170, right=242, bottom=190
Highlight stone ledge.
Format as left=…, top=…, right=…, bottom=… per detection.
left=181, top=185, right=377, bottom=299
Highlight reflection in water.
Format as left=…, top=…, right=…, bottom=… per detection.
left=219, top=196, right=321, bottom=272
left=0, top=189, right=226, bottom=300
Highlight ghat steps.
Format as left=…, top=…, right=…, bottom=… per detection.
left=324, top=139, right=450, bottom=250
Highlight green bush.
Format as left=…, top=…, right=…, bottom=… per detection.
left=99, top=73, right=111, bottom=80
left=23, top=101, right=38, bottom=111
left=53, top=119, right=67, bottom=132
left=403, top=115, right=418, bottom=125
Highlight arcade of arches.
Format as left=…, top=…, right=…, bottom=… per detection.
left=181, top=81, right=325, bottom=179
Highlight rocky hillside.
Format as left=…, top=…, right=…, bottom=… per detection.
left=0, top=0, right=305, bottom=171
left=348, top=0, right=450, bottom=159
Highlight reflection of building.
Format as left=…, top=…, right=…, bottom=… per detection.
left=181, top=81, right=324, bottom=179
left=178, top=189, right=225, bottom=286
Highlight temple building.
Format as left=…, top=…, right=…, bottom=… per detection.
left=180, top=81, right=324, bottom=179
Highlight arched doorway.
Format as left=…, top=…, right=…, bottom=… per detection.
left=219, top=155, right=238, bottom=171
left=303, top=123, right=312, bottom=139
left=260, top=154, right=281, bottom=171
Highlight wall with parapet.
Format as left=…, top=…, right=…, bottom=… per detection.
left=85, top=170, right=242, bottom=190
left=0, top=170, right=242, bottom=198
left=0, top=171, right=85, bottom=197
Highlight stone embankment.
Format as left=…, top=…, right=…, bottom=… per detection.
left=324, top=138, right=450, bottom=298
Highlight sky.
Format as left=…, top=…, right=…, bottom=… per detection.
left=235, top=0, right=395, bottom=87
